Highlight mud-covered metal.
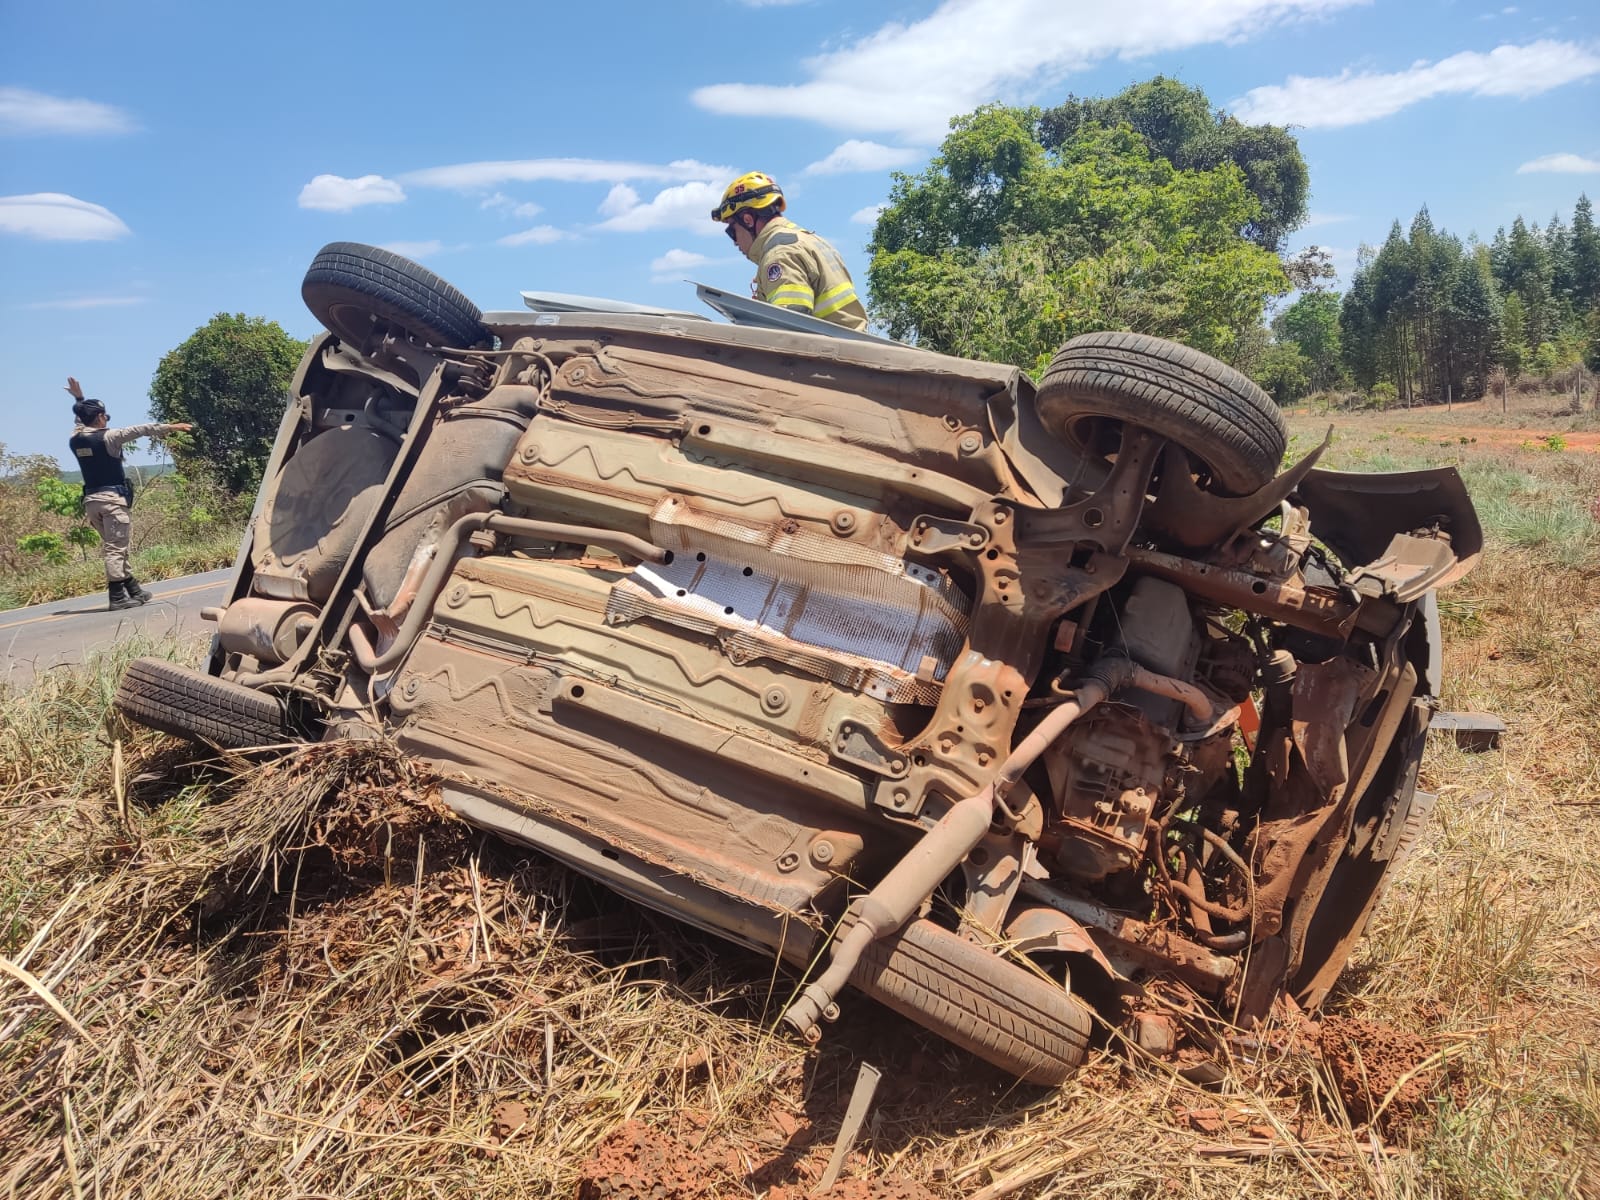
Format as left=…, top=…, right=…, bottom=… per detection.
left=154, top=257, right=1482, bottom=1084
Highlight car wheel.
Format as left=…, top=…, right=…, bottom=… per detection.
left=302, top=242, right=488, bottom=350
left=115, top=658, right=300, bottom=749
left=1036, top=331, right=1287, bottom=496
left=849, top=917, right=1093, bottom=1084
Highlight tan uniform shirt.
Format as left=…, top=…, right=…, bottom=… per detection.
left=71, top=420, right=166, bottom=582
left=749, top=217, right=869, bottom=332
left=71, top=421, right=168, bottom=498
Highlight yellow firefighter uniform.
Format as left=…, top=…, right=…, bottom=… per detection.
left=747, top=216, right=869, bottom=332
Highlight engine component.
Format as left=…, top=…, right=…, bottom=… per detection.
left=1119, top=577, right=1197, bottom=678
left=1042, top=707, right=1173, bottom=881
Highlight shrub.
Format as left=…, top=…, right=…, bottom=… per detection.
left=1367, top=381, right=1399, bottom=410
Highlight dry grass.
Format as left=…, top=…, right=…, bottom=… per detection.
left=2, top=427, right=1598, bottom=1199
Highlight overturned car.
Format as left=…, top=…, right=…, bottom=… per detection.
left=116, top=243, right=1481, bottom=1083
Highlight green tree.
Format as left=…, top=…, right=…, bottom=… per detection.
left=1570, top=194, right=1599, bottom=311
left=1036, top=76, right=1309, bottom=249
left=1496, top=216, right=1555, bottom=349
left=1255, top=341, right=1311, bottom=405
left=149, top=313, right=306, bottom=494
left=1451, top=246, right=1504, bottom=397
left=869, top=111, right=1288, bottom=372
left=1272, top=291, right=1343, bottom=392
left=1500, top=291, right=1528, bottom=376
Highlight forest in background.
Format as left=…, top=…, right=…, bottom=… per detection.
left=864, top=76, right=1597, bottom=411
left=1265, top=197, right=1600, bottom=407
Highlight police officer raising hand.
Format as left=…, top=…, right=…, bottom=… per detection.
left=65, top=378, right=193, bottom=611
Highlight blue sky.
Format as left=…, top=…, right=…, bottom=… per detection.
left=2, top=0, right=1596, bottom=469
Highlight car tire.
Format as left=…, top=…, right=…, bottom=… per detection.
left=1036, top=331, right=1287, bottom=496
left=115, top=658, right=299, bottom=749
left=302, top=242, right=488, bottom=350
left=849, top=917, right=1093, bottom=1084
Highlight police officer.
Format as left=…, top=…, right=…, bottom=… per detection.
left=65, top=377, right=192, bottom=611
left=712, top=172, right=868, bottom=332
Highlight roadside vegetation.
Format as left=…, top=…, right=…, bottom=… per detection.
left=0, top=312, right=299, bottom=610
left=0, top=444, right=247, bottom=608
left=2, top=419, right=1595, bottom=1199
left=4, top=71, right=1598, bottom=1198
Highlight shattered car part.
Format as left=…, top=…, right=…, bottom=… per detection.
left=115, top=243, right=1482, bottom=1085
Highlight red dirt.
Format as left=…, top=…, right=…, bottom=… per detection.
left=576, top=1119, right=937, bottom=1200
left=1317, top=1015, right=1445, bottom=1135
left=1288, top=401, right=1600, bottom=453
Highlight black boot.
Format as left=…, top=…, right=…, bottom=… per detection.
left=125, top=576, right=153, bottom=604
left=108, top=579, right=139, bottom=611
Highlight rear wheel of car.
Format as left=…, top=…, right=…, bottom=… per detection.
left=1036, top=331, right=1287, bottom=496
left=302, top=241, right=488, bottom=350
left=115, top=658, right=300, bottom=749
left=848, top=917, right=1093, bottom=1084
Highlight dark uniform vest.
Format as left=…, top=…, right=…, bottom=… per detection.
left=69, top=429, right=127, bottom=494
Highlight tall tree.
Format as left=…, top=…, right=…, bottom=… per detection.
left=869, top=110, right=1288, bottom=372
left=1570, top=194, right=1599, bottom=311
left=1497, top=216, right=1555, bottom=349
left=1451, top=246, right=1504, bottom=397
left=1272, top=291, right=1343, bottom=393
left=149, top=314, right=307, bottom=494
left=1036, top=76, right=1309, bottom=249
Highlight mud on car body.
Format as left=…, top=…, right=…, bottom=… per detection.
left=117, top=243, right=1481, bottom=1083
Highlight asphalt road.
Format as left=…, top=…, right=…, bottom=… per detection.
left=0, top=569, right=231, bottom=690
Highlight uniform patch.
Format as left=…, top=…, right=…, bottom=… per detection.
left=766, top=263, right=783, bottom=282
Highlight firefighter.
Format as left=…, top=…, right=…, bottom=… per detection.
left=65, top=377, right=193, bottom=611
left=712, top=172, right=868, bottom=332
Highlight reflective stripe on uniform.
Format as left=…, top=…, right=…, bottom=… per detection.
left=769, top=283, right=816, bottom=311
left=813, top=281, right=859, bottom=318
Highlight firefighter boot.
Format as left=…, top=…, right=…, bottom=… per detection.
left=108, top=580, right=139, bottom=611
left=125, top=576, right=153, bottom=605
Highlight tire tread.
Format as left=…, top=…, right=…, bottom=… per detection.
left=848, top=918, right=1092, bottom=1084
left=1037, top=331, right=1287, bottom=494
left=302, top=242, right=487, bottom=349
left=115, top=658, right=295, bottom=749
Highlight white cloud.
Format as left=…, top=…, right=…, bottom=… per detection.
left=1302, top=211, right=1355, bottom=227
left=649, top=249, right=713, bottom=281
left=599, top=184, right=642, bottom=218
left=1516, top=152, right=1600, bottom=174
left=381, top=240, right=445, bottom=259
left=497, top=225, right=571, bottom=247
left=0, top=193, right=131, bottom=241
left=298, top=174, right=407, bottom=211
left=1232, top=40, right=1600, bottom=129
left=0, top=87, right=136, bottom=135
left=851, top=204, right=887, bottom=225
left=594, top=180, right=728, bottom=234
left=23, top=295, right=148, bottom=310
left=692, top=0, right=1368, bottom=142
left=481, top=192, right=544, bottom=219
left=401, top=157, right=730, bottom=190
left=803, top=140, right=921, bottom=175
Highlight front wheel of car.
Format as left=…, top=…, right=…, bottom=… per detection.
left=1035, top=331, right=1288, bottom=496
left=302, top=241, right=489, bottom=350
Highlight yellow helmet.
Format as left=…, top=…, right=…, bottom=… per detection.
left=712, top=171, right=786, bottom=223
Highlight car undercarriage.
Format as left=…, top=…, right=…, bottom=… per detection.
left=116, top=243, right=1481, bottom=1082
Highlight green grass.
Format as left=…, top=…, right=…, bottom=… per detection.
left=0, top=529, right=241, bottom=610
left=1288, top=427, right=1600, bottom=571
